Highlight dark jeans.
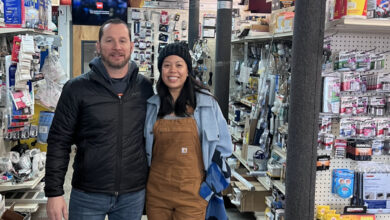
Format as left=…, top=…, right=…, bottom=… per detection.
left=69, top=188, right=145, bottom=220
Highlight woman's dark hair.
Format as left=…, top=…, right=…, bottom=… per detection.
left=157, top=73, right=211, bottom=117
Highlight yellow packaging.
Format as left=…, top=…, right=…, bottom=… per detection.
left=346, top=0, right=367, bottom=16
left=325, top=213, right=341, bottom=220
left=316, top=205, right=330, bottom=219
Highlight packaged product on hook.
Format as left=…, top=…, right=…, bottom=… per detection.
left=340, top=96, right=358, bottom=116
left=323, top=76, right=341, bottom=114
left=322, top=134, right=335, bottom=151
left=332, top=169, right=354, bottom=199
left=356, top=53, right=371, bottom=72
left=347, top=140, right=373, bottom=161
left=320, top=117, right=332, bottom=134
left=370, top=54, right=385, bottom=70
left=160, top=11, right=169, bottom=25
left=372, top=139, right=384, bottom=155
left=338, top=52, right=357, bottom=71
left=368, top=96, right=386, bottom=116
left=357, top=118, right=376, bottom=138
left=376, top=118, right=389, bottom=137
left=322, top=38, right=334, bottom=74
left=378, top=73, right=390, bottom=91
left=340, top=118, right=357, bottom=137
left=357, top=96, right=369, bottom=115
left=334, top=139, right=347, bottom=158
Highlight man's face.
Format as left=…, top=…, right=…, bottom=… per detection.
left=96, top=23, right=133, bottom=70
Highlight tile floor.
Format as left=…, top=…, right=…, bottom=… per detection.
left=31, top=149, right=257, bottom=220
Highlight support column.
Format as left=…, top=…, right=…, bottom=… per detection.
left=285, top=0, right=326, bottom=219
left=188, top=0, right=200, bottom=49
left=214, top=0, right=232, bottom=119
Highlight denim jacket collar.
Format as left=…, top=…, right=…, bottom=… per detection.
left=147, top=90, right=213, bottom=108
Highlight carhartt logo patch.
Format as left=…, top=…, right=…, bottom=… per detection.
left=181, top=147, right=188, bottom=154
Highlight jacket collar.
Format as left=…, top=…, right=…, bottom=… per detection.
left=88, top=57, right=139, bottom=96
left=147, top=90, right=213, bottom=107
left=89, top=57, right=138, bottom=85
left=196, top=90, right=213, bottom=107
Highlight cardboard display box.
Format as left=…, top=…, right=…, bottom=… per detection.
left=250, top=24, right=269, bottom=33
left=269, top=6, right=295, bottom=34
left=230, top=179, right=272, bottom=212
left=244, top=118, right=258, bottom=145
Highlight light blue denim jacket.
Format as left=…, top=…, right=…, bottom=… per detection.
left=144, top=91, right=233, bottom=170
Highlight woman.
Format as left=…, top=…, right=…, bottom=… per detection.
left=144, top=42, right=233, bottom=220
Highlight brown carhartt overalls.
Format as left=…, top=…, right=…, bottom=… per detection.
left=146, top=114, right=208, bottom=220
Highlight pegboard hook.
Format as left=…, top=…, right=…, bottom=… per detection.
left=363, top=47, right=377, bottom=53
left=377, top=50, right=390, bottom=55
left=324, top=30, right=338, bottom=39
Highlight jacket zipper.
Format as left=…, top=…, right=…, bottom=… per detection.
left=116, top=95, right=123, bottom=195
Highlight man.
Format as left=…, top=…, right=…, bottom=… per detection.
left=44, top=18, right=154, bottom=220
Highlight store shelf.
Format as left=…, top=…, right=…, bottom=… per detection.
left=231, top=32, right=293, bottom=44
left=257, top=176, right=271, bottom=190
left=326, top=18, right=390, bottom=33
left=231, top=134, right=243, bottom=142
left=273, top=180, right=286, bottom=195
left=0, top=28, right=56, bottom=35
left=5, top=202, right=39, bottom=213
left=233, top=151, right=251, bottom=171
left=240, top=98, right=254, bottom=108
left=0, top=172, right=44, bottom=192
left=272, top=146, right=287, bottom=160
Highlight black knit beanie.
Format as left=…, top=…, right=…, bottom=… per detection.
left=158, top=42, right=193, bottom=76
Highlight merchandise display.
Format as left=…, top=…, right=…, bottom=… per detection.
left=129, top=8, right=188, bottom=82
left=315, top=2, right=390, bottom=217
left=0, top=0, right=388, bottom=219
left=228, top=23, right=292, bottom=216
left=2, top=0, right=55, bottom=30
left=0, top=19, right=61, bottom=216
left=2, top=34, right=63, bottom=142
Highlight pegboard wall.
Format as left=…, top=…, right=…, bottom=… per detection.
left=128, top=8, right=189, bottom=83
left=315, top=32, right=390, bottom=219
left=328, top=32, right=390, bottom=71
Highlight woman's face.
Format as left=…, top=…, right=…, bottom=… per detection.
left=161, top=55, right=189, bottom=94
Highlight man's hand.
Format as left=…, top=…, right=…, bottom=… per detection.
left=47, top=196, right=68, bottom=220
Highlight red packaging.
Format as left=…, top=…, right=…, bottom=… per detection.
left=334, top=0, right=348, bottom=19
left=11, top=36, right=21, bottom=62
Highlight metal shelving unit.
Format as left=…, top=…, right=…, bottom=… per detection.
left=327, top=18, right=390, bottom=33
left=0, top=28, right=55, bottom=35
left=316, top=18, right=390, bottom=220
left=231, top=32, right=293, bottom=44
left=0, top=172, right=45, bottom=193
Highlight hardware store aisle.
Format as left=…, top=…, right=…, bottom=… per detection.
left=32, top=149, right=256, bottom=220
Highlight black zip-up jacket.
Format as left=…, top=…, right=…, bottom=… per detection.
left=44, top=58, right=154, bottom=197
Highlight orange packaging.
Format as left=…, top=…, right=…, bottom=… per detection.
left=341, top=215, right=375, bottom=220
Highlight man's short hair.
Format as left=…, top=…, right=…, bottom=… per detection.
left=99, top=18, right=131, bottom=42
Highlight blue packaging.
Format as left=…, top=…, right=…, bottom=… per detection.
left=37, top=111, right=54, bottom=143
left=332, top=169, right=354, bottom=199
left=24, top=0, right=39, bottom=28
left=4, top=0, right=23, bottom=26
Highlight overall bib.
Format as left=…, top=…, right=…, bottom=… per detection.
left=146, top=115, right=208, bottom=220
